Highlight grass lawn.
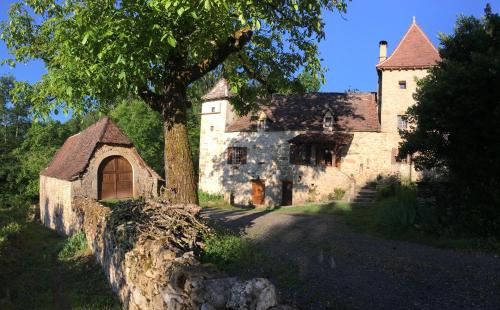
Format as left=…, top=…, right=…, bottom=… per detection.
left=0, top=204, right=120, bottom=309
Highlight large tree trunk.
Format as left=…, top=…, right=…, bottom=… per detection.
left=161, top=92, right=198, bottom=205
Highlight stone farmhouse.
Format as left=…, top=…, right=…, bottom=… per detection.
left=198, top=19, right=440, bottom=206
left=40, top=117, right=162, bottom=234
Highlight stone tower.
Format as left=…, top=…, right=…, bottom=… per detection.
left=198, top=79, right=235, bottom=193
left=376, top=18, right=441, bottom=134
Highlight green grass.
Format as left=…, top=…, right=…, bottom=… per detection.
left=268, top=200, right=500, bottom=255
left=200, top=230, right=301, bottom=288
left=199, top=191, right=256, bottom=211
left=0, top=204, right=120, bottom=309
left=341, top=201, right=500, bottom=254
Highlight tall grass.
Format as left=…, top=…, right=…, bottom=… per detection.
left=200, top=230, right=301, bottom=287
left=59, top=232, right=88, bottom=260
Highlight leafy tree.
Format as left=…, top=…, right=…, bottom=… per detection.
left=0, top=75, right=32, bottom=205
left=399, top=5, right=500, bottom=235
left=0, top=75, right=30, bottom=151
left=14, top=121, right=71, bottom=200
left=1, top=0, right=348, bottom=204
left=109, top=99, right=164, bottom=175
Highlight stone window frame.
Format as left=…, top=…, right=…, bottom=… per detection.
left=323, top=111, right=334, bottom=130
left=227, top=147, right=247, bottom=165
left=397, top=115, right=408, bottom=130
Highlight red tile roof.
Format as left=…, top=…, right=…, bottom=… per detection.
left=226, top=92, right=380, bottom=132
left=376, top=21, right=440, bottom=70
left=201, top=78, right=234, bottom=101
left=41, top=117, right=135, bottom=180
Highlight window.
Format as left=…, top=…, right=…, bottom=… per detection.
left=227, top=147, right=247, bottom=165
left=316, top=145, right=334, bottom=166
left=323, top=111, right=334, bottom=130
left=257, top=119, right=266, bottom=131
left=291, top=143, right=344, bottom=167
left=391, top=148, right=409, bottom=164
left=210, top=126, right=214, bottom=132
left=211, top=106, right=216, bottom=113
left=290, top=144, right=312, bottom=165
left=397, top=115, right=408, bottom=130
left=257, top=111, right=267, bottom=131
left=399, top=81, right=407, bottom=89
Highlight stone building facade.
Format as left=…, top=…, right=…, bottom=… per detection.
left=39, top=117, right=162, bottom=234
left=199, top=20, right=440, bottom=206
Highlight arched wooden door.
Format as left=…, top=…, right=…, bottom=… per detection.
left=98, top=156, right=133, bottom=200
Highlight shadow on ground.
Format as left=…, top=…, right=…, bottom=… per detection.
left=202, top=207, right=500, bottom=310
left=0, top=206, right=119, bottom=309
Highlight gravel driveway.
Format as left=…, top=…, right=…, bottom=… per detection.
left=201, top=208, right=500, bottom=310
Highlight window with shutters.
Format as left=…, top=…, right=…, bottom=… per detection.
left=227, top=147, right=247, bottom=165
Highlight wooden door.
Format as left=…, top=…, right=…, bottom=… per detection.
left=99, top=156, right=133, bottom=200
left=251, top=180, right=265, bottom=205
left=281, top=180, right=293, bottom=206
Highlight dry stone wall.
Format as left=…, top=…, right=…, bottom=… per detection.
left=42, top=197, right=288, bottom=309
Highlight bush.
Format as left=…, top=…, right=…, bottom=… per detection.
left=198, top=191, right=224, bottom=203
left=59, top=232, right=88, bottom=260
left=328, top=188, right=346, bottom=201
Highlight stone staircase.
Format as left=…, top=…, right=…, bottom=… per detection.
left=352, top=183, right=377, bottom=203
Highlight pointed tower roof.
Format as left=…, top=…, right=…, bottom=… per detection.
left=201, top=78, right=234, bottom=101
left=41, top=117, right=133, bottom=180
left=377, top=18, right=440, bottom=70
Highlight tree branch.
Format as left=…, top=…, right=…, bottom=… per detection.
left=181, top=27, right=253, bottom=85
left=238, top=53, right=276, bottom=93
left=138, top=88, right=163, bottom=112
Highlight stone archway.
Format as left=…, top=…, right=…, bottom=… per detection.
left=98, top=155, right=133, bottom=200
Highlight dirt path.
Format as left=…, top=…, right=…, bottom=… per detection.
left=202, top=208, right=500, bottom=310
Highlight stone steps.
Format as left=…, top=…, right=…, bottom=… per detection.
left=352, top=185, right=377, bottom=203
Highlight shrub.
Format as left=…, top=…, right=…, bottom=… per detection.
left=198, top=191, right=224, bottom=203
left=328, top=188, right=346, bottom=201
left=59, top=232, right=88, bottom=260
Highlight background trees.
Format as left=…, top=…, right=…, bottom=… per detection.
left=1, top=0, right=348, bottom=203
left=400, top=5, right=500, bottom=236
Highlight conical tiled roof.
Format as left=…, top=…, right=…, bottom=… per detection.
left=41, top=117, right=133, bottom=180
left=201, top=78, right=234, bottom=101
left=377, top=20, right=440, bottom=70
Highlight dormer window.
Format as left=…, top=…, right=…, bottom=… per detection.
left=323, top=111, right=334, bottom=130
left=257, top=111, right=267, bottom=132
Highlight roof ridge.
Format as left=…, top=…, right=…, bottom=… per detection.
left=412, top=22, right=439, bottom=54
left=376, top=20, right=440, bottom=70
left=377, top=21, right=417, bottom=67
left=97, top=116, right=110, bottom=142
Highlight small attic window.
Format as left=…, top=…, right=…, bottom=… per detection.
left=399, top=81, right=407, bottom=89
left=211, top=106, right=216, bottom=113
left=323, top=111, right=334, bottom=130
left=257, top=111, right=267, bottom=132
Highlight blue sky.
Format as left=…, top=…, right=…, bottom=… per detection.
left=0, top=0, right=494, bottom=121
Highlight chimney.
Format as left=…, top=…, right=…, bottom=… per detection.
left=379, top=40, right=388, bottom=63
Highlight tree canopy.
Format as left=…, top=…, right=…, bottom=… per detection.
left=399, top=5, right=500, bottom=235
left=1, top=0, right=349, bottom=203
